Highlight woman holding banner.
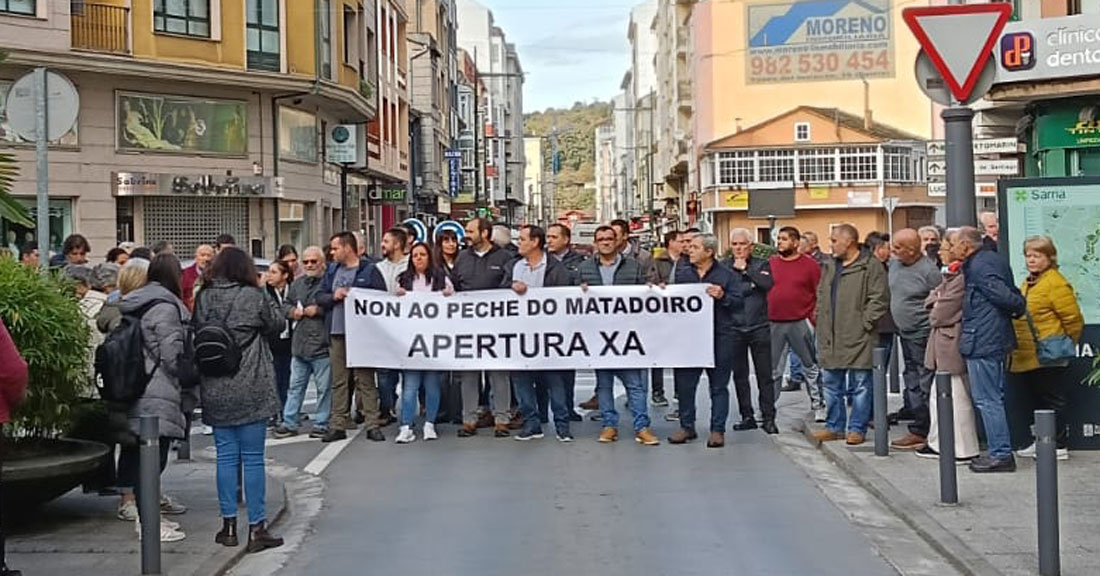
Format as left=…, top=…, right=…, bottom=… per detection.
left=394, top=242, right=455, bottom=443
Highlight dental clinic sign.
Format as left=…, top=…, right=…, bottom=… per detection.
left=746, top=0, right=894, bottom=84
left=997, top=14, right=1100, bottom=83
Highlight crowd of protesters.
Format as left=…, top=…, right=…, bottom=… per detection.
left=6, top=208, right=1085, bottom=551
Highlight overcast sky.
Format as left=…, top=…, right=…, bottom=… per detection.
left=476, top=0, right=639, bottom=112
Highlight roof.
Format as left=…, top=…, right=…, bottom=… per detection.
left=802, top=107, right=923, bottom=141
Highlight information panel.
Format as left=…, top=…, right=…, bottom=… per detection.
left=746, top=0, right=894, bottom=84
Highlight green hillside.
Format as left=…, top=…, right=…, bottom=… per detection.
left=524, top=101, right=611, bottom=213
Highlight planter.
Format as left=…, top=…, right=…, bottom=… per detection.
left=3, top=438, right=110, bottom=514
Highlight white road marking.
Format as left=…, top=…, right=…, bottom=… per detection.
left=303, top=426, right=363, bottom=476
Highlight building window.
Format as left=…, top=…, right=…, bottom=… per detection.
left=884, top=146, right=918, bottom=182
left=1, top=199, right=73, bottom=258
left=0, top=0, right=34, bottom=15
left=797, top=148, right=835, bottom=183
left=320, top=0, right=332, bottom=79
left=154, top=0, right=211, bottom=38
left=716, top=151, right=753, bottom=185
left=758, top=149, right=794, bottom=182
left=343, top=6, right=358, bottom=66
left=794, top=122, right=811, bottom=142
left=278, top=201, right=312, bottom=251
left=278, top=107, right=317, bottom=163
left=840, top=146, right=878, bottom=181
left=246, top=0, right=280, bottom=72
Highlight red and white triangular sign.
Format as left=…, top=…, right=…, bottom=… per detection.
left=903, top=3, right=1012, bottom=102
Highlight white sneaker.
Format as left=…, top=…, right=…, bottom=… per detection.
left=1016, top=442, right=1037, bottom=458
left=136, top=518, right=187, bottom=542
left=202, top=425, right=214, bottom=436
left=814, top=408, right=827, bottom=423
left=1058, top=448, right=1069, bottom=461
left=160, top=494, right=187, bottom=515
left=423, top=422, right=438, bottom=441
left=395, top=425, right=416, bottom=444
left=117, top=499, right=138, bottom=521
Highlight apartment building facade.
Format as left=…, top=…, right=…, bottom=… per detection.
left=651, top=0, right=694, bottom=230
left=1, top=0, right=379, bottom=258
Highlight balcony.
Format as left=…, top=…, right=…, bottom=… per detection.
left=71, top=3, right=130, bottom=55
left=677, top=79, right=692, bottom=109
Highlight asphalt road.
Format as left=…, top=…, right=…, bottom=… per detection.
left=253, top=371, right=899, bottom=576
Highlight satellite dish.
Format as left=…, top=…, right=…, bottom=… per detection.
left=5, top=70, right=80, bottom=141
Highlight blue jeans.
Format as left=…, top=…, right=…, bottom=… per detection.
left=967, top=357, right=1012, bottom=459
left=213, top=420, right=268, bottom=525
left=789, top=354, right=805, bottom=382
left=513, top=371, right=569, bottom=436
left=283, top=355, right=332, bottom=431
left=823, top=369, right=872, bottom=435
left=595, top=369, right=651, bottom=432
left=674, top=336, right=733, bottom=433
left=401, top=370, right=442, bottom=426
left=378, top=368, right=400, bottom=416
left=273, top=351, right=292, bottom=412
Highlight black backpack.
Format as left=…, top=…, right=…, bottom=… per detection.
left=192, top=288, right=254, bottom=377
left=94, top=300, right=164, bottom=404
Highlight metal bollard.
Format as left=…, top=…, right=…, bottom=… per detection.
left=936, top=372, right=957, bottom=505
left=1035, top=410, right=1060, bottom=576
left=873, top=347, right=888, bottom=457
left=888, top=336, right=901, bottom=394
left=139, top=416, right=161, bottom=575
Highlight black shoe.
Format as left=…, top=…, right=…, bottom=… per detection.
left=589, top=412, right=603, bottom=422
left=354, top=411, right=366, bottom=425
left=320, top=429, right=347, bottom=443
left=732, top=419, right=758, bottom=431
left=365, top=428, right=385, bottom=442
left=968, top=454, right=1016, bottom=473
left=215, top=517, right=239, bottom=547
left=761, top=421, right=779, bottom=435
left=272, top=425, right=298, bottom=439
left=308, top=428, right=328, bottom=439
left=247, top=521, right=284, bottom=553
left=568, top=411, right=583, bottom=422
left=1, top=566, right=23, bottom=576
left=780, top=380, right=802, bottom=392
left=651, top=392, right=669, bottom=407
left=887, top=410, right=913, bottom=425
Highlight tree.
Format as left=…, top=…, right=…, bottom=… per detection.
left=524, top=101, right=610, bottom=213
left=0, top=51, right=32, bottom=228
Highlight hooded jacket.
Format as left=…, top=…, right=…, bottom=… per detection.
left=119, top=282, right=190, bottom=439
left=375, top=255, right=410, bottom=294
left=194, top=279, right=282, bottom=427
left=815, top=251, right=889, bottom=369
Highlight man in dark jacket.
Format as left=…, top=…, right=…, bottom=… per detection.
left=275, top=246, right=332, bottom=439
left=509, top=225, right=574, bottom=441
left=316, top=232, right=386, bottom=443
left=812, top=224, right=888, bottom=447
left=644, top=230, right=684, bottom=408
left=670, top=233, right=738, bottom=448
left=956, top=226, right=1026, bottom=473
left=725, top=228, right=779, bottom=434
left=454, top=218, right=517, bottom=438
left=547, top=223, right=586, bottom=421
left=577, top=226, right=660, bottom=445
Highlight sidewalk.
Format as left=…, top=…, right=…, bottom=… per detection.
left=802, top=406, right=1100, bottom=576
left=6, top=448, right=286, bottom=576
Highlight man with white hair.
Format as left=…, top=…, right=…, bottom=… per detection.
left=725, top=228, right=778, bottom=434
left=979, top=211, right=999, bottom=252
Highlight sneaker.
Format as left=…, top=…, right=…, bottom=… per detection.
left=1015, top=442, right=1037, bottom=458
left=514, top=428, right=544, bottom=441
left=556, top=432, right=575, bottom=443
left=395, top=426, right=416, bottom=444
left=136, top=518, right=187, bottom=543
left=813, top=408, right=827, bottom=423
left=272, top=426, right=298, bottom=439
left=117, top=499, right=138, bottom=521
left=160, top=494, right=187, bottom=515
left=915, top=445, right=977, bottom=465
left=664, top=410, right=680, bottom=422
left=969, top=454, right=1016, bottom=473
left=423, top=422, right=438, bottom=441
left=308, top=428, right=329, bottom=439
left=202, top=425, right=214, bottom=436
left=651, top=392, right=669, bottom=407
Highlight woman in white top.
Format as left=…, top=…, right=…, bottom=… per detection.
left=394, top=242, right=454, bottom=443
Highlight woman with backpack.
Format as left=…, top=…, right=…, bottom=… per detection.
left=264, top=260, right=294, bottom=426
left=394, top=242, right=454, bottom=443
left=114, top=253, right=190, bottom=542
left=193, top=247, right=284, bottom=553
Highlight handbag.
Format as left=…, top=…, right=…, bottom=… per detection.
left=1024, top=310, right=1076, bottom=366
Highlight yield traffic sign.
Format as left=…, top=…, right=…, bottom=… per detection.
left=902, top=3, right=1013, bottom=102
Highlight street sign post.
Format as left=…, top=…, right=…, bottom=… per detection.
left=926, top=137, right=1023, bottom=157
left=903, top=3, right=1013, bottom=227
left=928, top=158, right=1019, bottom=178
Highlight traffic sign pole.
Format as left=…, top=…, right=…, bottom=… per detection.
left=34, top=68, right=49, bottom=269
left=943, top=106, right=977, bottom=227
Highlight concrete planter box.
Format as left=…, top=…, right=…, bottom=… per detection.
left=3, top=438, right=110, bottom=514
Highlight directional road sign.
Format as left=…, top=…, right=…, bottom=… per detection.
left=926, top=138, right=1023, bottom=158
left=902, top=3, right=1013, bottom=102
left=927, top=158, right=1018, bottom=179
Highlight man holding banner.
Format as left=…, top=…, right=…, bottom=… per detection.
left=671, top=233, right=737, bottom=448
left=454, top=218, right=519, bottom=438
left=578, top=226, right=660, bottom=446
left=507, top=225, right=575, bottom=442
left=547, top=223, right=587, bottom=423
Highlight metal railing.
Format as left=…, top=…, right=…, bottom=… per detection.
left=71, top=2, right=130, bottom=54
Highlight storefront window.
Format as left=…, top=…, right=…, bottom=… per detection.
left=1, top=199, right=73, bottom=259
left=278, top=107, right=318, bottom=163
left=278, top=201, right=312, bottom=252
left=1, top=81, right=79, bottom=146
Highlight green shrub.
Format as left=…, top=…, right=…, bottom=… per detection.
left=0, top=257, right=89, bottom=437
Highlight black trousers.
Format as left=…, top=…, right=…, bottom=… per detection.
left=731, top=326, right=776, bottom=422
left=1015, top=366, right=1070, bottom=448
left=117, top=438, right=172, bottom=517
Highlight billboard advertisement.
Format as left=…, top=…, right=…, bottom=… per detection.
left=746, top=0, right=894, bottom=84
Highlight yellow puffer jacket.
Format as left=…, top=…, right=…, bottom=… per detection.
left=1009, top=268, right=1084, bottom=373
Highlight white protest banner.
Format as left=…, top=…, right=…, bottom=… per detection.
left=344, top=284, right=714, bottom=370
